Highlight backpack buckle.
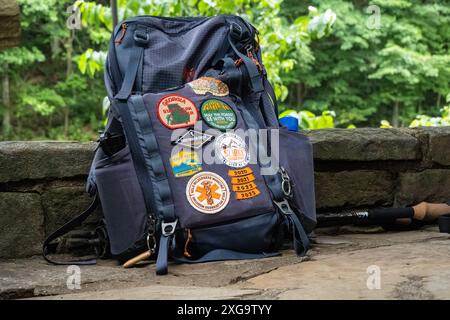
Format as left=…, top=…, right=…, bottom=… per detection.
left=134, top=29, right=149, bottom=46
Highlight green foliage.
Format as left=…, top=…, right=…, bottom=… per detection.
left=410, top=94, right=450, bottom=127
left=1, top=0, right=449, bottom=142
left=283, top=0, right=450, bottom=128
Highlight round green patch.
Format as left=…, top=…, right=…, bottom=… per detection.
left=200, top=99, right=237, bottom=130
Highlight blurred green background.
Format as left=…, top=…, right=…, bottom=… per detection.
left=0, top=0, right=449, bottom=141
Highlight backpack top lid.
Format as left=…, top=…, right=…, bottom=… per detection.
left=105, top=15, right=257, bottom=99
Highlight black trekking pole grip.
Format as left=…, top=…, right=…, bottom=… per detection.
left=368, top=207, right=414, bottom=221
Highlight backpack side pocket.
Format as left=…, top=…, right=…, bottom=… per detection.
left=95, top=146, right=148, bottom=255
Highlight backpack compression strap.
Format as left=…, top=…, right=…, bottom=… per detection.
left=42, top=194, right=100, bottom=265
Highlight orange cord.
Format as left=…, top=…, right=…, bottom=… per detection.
left=115, top=23, right=128, bottom=45
left=183, top=229, right=193, bottom=258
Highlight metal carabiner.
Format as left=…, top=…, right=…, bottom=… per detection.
left=280, top=166, right=292, bottom=198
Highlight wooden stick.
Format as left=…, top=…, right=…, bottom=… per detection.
left=123, top=251, right=151, bottom=268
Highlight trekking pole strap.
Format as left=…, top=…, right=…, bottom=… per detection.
left=42, top=195, right=100, bottom=265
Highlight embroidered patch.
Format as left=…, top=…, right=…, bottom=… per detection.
left=170, top=150, right=202, bottom=178
left=157, top=94, right=198, bottom=129
left=171, top=128, right=214, bottom=149
left=187, top=77, right=229, bottom=96
left=186, top=172, right=230, bottom=214
left=228, top=167, right=260, bottom=200
left=235, top=189, right=261, bottom=200
left=200, top=99, right=237, bottom=130
left=214, top=132, right=250, bottom=168
left=228, top=167, right=253, bottom=177
left=230, top=174, right=255, bottom=185
left=231, top=181, right=258, bottom=192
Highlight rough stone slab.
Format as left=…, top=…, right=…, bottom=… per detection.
left=315, top=171, right=394, bottom=208
left=32, top=286, right=260, bottom=300
left=428, top=128, right=450, bottom=166
left=243, top=238, right=450, bottom=299
left=41, top=185, right=102, bottom=236
left=395, top=169, right=450, bottom=206
left=307, top=128, right=420, bottom=161
left=0, top=141, right=96, bottom=183
left=0, top=0, right=20, bottom=50
left=0, top=193, right=44, bottom=258
left=1, top=227, right=448, bottom=300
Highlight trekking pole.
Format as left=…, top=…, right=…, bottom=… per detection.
left=316, top=202, right=450, bottom=228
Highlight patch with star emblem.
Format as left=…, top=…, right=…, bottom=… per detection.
left=186, top=172, right=230, bottom=214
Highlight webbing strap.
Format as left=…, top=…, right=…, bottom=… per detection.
left=127, top=96, right=176, bottom=275
left=128, top=96, right=176, bottom=222
left=42, top=195, right=100, bottom=265
left=287, top=211, right=310, bottom=257
left=156, top=235, right=171, bottom=275
left=227, top=33, right=264, bottom=93
left=115, top=47, right=143, bottom=100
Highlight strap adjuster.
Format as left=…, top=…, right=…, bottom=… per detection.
left=229, top=22, right=243, bottom=40
left=274, top=199, right=295, bottom=215
left=161, top=219, right=178, bottom=237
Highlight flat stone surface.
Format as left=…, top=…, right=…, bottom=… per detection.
left=0, top=141, right=96, bottom=183
left=0, top=193, right=44, bottom=259
left=307, top=128, right=420, bottom=161
left=32, top=286, right=260, bottom=300
left=395, top=169, right=450, bottom=206
left=315, top=171, right=394, bottom=208
left=244, top=238, right=450, bottom=299
left=1, top=226, right=449, bottom=300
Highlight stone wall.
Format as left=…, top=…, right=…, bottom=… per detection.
left=1, top=127, right=450, bottom=258
left=0, top=0, right=20, bottom=50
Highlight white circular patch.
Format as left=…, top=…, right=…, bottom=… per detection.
left=215, top=132, right=250, bottom=168
left=186, top=172, right=230, bottom=214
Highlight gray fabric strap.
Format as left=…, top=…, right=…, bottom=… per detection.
left=128, top=95, right=176, bottom=223
left=127, top=95, right=176, bottom=275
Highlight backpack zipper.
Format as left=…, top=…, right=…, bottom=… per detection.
left=115, top=23, right=128, bottom=45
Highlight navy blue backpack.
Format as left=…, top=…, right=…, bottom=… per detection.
left=43, top=15, right=316, bottom=275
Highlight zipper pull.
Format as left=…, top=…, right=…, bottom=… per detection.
left=115, top=23, right=128, bottom=45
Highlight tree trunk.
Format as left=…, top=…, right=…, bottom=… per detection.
left=296, top=83, right=306, bottom=107
left=437, top=94, right=441, bottom=108
left=64, top=30, right=74, bottom=138
left=2, top=62, right=11, bottom=137
left=392, top=101, right=399, bottom=128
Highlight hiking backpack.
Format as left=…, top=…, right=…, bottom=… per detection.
left=43, top=15, right=317, bottom=275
